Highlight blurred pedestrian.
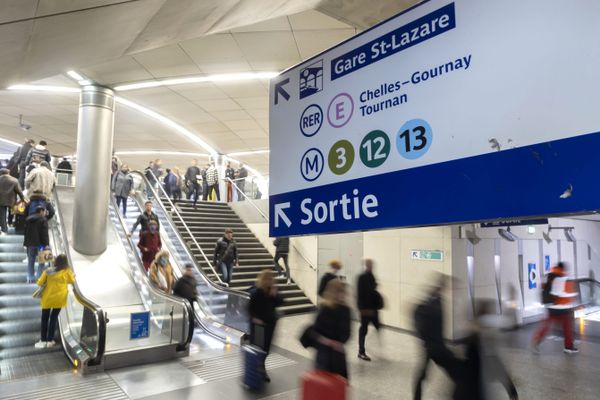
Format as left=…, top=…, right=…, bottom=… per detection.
left=130, top=201, right=160, bottom=236
left=149, top=250, right=174, bottom=294
left=248, top=269, right=284, bottom=382
left=184, top=159, right=202, bottom=207
left=225, top=162, right=235, bottom=202
left=201, top=163, right=209, bottom=201
left=17, top=138, right=35, bottom=187
left=34, top=254, right=75, bottom=349
left=25, top=161, right=56, bottom=200
left=24, top=206, right=50, bottom=283
left=273, top=236, right=291, bottom=284
left=532, top=262, right=579, bottom=353
left=205, top=162, right=220, bottom=201
left=0, top=168, right=28, bottom=234
left=318, top=260, right=342, bottom=297
left=413, top=275, right=462, bottom=400
left=357, top=259, right=383, bottom=361
left=235, top=163, right=248, bottom=201
left=173, top=264, right=198, bottom=307
left=172, top=167, right=183, bottom=202
left=301, top=279, right=351, bottom=379
left=111, top=164, right=133, bottom=217
left=137, top=220, right=161, bottom=271
left=163, top=168, right=177, bottom=199
left=213, top=228, right=238, bottom=286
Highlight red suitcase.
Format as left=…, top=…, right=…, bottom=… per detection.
left=300, top=370, right=347, bottom=400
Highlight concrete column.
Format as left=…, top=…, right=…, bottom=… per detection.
left=72, top=86, right=115, bottom=255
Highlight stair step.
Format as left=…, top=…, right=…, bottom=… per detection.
left=0, top=294, right=40, bottom=308
left=0, top=283, right=37, bottom=295
left=0, top=235, right=24, bottom=244
left=0, top=319, right=39, bottom=335
left=0, top=272, right=28, bottom=283
left=0, top=331, right=41, bottom=348
left=0, top=306, right=40, bottom=321
left=0, top=253, right=28, bottom=262
left=0, top=343, right=62, bottom=361
left=0, top=243, right=25, bottom=252
left=279, top=303, right=317, bottom=316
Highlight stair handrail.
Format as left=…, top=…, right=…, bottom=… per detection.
left=226, top=177, right=318, bottom=272
left=109, top=194, right=195, bottom=351
left=52, top=187, right=107, bottom=367
left=138, top=169, right=228, bottom=286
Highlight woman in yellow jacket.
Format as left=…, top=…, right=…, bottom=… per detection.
left=149, top=250, right=175, bottom=294
left=35, top=254, right=75, bottom=349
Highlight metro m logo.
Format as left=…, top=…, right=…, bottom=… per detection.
left=300, top=148, right=324, bottom=182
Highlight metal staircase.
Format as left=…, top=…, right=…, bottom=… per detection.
left=164, top=199, right=315, bottom=316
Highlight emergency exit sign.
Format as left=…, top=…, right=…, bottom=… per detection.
left=411, top=250, right=444, bottom=261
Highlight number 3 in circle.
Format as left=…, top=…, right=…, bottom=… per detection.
left=397, top=119, right=432, bottom=160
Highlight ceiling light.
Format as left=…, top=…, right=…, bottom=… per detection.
left=226, top=150, right=270, bottom=157
left=7, top=84, right=80, bottom=93
left=498, top=227, right=518, bottom=242
left=113, top=71, right=279, bottom=91
left=115, top=151, right=210, bottom=157
left=527, top=226, right=536, bottom=234
left=0, top=137, right=21, bottom=147
left=67, top=70, right=85, bottom=81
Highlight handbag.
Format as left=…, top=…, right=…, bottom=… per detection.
left=374, top=290, right=385, bottom=310
left=12, top=201, right=26, bottom=215
left=37, top=249, right=54, bottom=264
left=32, top=284, right=45, bottom=299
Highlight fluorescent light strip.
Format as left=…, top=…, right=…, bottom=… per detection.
left=226, top=149, right=270, bottom=157
left=116, top=151, right=210, bottom=157
left=0, top=137, right=21, bottom=147
left=7, top=84, right=80, bottom=93
left=66, top=70, right=85, bottom=81
left=114, top=71, right=278, bottom=91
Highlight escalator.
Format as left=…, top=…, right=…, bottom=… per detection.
left=53, top=186, right=194, bottom=370
left=128, top=171, right=249, bottom=342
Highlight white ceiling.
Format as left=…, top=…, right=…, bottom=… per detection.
left=0, top=0, right=420, bottom=174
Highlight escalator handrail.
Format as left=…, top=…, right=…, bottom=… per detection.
left=52, top=187, right=107, bottom=366
left=108, top=194, right=195, bottom=350
left=131, top=170, right=250, bottom=299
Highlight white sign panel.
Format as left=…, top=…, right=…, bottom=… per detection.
left=269, top=0, right=600, bottom=237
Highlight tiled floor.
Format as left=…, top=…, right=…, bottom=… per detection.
left=1, top=315, right=600, bottom=399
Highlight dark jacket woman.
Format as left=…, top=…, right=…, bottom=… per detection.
left=312, top=304, right=352, bottom=379
left=248, top=285, right=283, bottom=354
left=24, top=213, right=49, bottom=248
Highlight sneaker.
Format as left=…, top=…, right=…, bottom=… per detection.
left=22, top=258, right=28, bottom=263
left=531, top=343, right=541, bottom=354
left=563, top=347, right=579, bottom=354
left=286, top=279, right=292, bottom=285
left=358, top=353, right=372, bottom=361
left=34, top=341, right=47, bottom=349
left=46, top=341, right=56, bottom=348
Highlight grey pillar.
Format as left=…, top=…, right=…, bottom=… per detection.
left=72, top=86, right=115, bottom=255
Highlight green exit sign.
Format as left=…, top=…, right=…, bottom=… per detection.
left=411, top=250, right=444, bottom=262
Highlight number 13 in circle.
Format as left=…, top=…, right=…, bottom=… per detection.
left=396, top=119, right=432, bottom=160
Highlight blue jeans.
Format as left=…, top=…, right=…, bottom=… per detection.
left=220, top=261, right=233, bottom=284
left=115, top=196, right=127, bottom=216
left=27, top=247, right=45, bottom=282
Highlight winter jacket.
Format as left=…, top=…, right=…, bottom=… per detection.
left=25, top=195, right=55, bottom=220
left=545, top=267, right=578, bottom=315
left=173, top=275, right=198, bottom=303
left=17, top=142, right=33, bottom=165
left=25, top=145, right=51, bottom=166
left=131, top=211, right=160, bottom=233
left=25, top=166, right=56, bottom=199
left=0, top=174, right=25, bottom=206
left=24, top=214, right=49, bottom=248
left=213, top=236, right=238, bottom=265
left=112, top=171, right=133, bottom=198
left=163, top=172, right=177, bottom=194
left=185, top=166, right=201, bottom=184
left=312, top=304, right=351, bottom=378
left=37, top=268, right=75, bottom=309
left=249, top=287, right=284, bottom=326
left=357, top=271, right=378, bottom=311
left=273, top=237, right=290, bottom=254
left=206, top=166, right=219, bottom=186
left=149, top=251, right=175, bottom=293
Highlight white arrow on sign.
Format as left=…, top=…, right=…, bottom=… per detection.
left=274, top=202, right=292, bottom=228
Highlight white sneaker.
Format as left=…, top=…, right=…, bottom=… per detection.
left=22, top=258, right=28, bottom=263
left=46, top=341, right=56, bottom=348
left=34, top=341, right=47, bottom=349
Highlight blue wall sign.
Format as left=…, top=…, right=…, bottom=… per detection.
left=544, top=255, right=551, bottom=272
left=528, top=263, right=537, bottom=290
left=130, top=311, right=150, bottom=340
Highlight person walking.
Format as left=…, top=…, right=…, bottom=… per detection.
left=173, top=264, right=198, bottom=307
left=111, top=152, right=121, bottom=181
left=225, top=162, right=235, bottom=202
left=34, top=254, right=75, bottom=349
left=301, top=279, right=351, bottom=379
left=25, top=162, right=56, bottom=200
left=0, top=168, right=27, bottom=234
left=130, top=201, right=160, bottom=236
left=273, top=236, right=291, bottom=284
left=24, top=206, right=50, bottom=283
left=201, top=163, right=209, bottom=201
left=163, top=168, right=176, bottom=199
left=532, top=262, right=579, bottom=353
left=137, top=220, right=161, bottom=271
left=318, top=260, right=342, bottom=297
left=413, top=275, right=463, bottom=400
left=184, top=159, right=202, bottom=207
left=172, top=167, right=183, bottom=202
left=149, top=250, right=175, bottom=294
left=205, top=162, right=220, bottom=201
left=248, top=270, right=284, bottom=382
left=236, top=164, right=248, bottom=201
left=357, top=259, right=383, bottom=361
left=111, top=164, right=134, bottom=217
left=17, top=138, right=35, bottom=188
left=213, top=228, right=238, bottom=286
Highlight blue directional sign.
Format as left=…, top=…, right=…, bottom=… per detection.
left=269, top=0, right=600, bottom=237
left=130, top=311, right=150, bottom=340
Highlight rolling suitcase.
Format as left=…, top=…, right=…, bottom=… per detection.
left=242, top=344, right=266, bottom=391
left=301, top=370, right=347, bottom=400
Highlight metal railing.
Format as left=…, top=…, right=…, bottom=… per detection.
left=144, top=169, right=225, bottom=285
left=226, top=177, right=318, bottom=272
left=51, top=187, right=106, bottom=370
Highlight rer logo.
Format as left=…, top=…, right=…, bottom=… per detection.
left=299, top=60, right=323, bottom=99
left=300, top=148, right=324, bottom=182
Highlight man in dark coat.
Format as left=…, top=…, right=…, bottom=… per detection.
left=17, top=138, right=35, bottom=187
left=173, top=264, right=198, bottom=306
left=213, top=228, right=238, bottom=285
left=24, top=206, right=49, bottom=283
left=184, top=159, right=202, bottom=206
left=0, top=168, right=27, bottom=234
left=357, top=259, right=382, bottom=361
left=130, top=201, right=160, bottom=236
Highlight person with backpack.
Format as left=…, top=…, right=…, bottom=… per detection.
left=24, top=206, right=50, bottom=283
left=25, top=162, right=56, bottom=199
left=0, top=168, right=27, bottom=234
left=213, top=228, right=238, bottom=286
left=531, top=262, right=579, bottom=353
left=273, top=236, right=291, bottom=284
left=34, top=254, right=75, bottom=349
left=111, top=164, right=134, bottom=217
left=413, top=274, right=463, bottom=400
left=357, top=259, right=383, bottom=362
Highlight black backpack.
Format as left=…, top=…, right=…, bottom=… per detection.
left=541, top=273, right=557, bottom=304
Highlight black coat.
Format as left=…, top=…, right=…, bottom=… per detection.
left=185, top=166, right=201, bottom=184
left=173, top=275, right=198, bottom=302
left=248, top=287, right=284, bottom=325
left=312, top=304, right=351, bottom=378
left=318, top=272, right=338, bottom=297
left=132, top=211, right=160, bottom=233
left=273, top=237, right=290, bottom=254
left=213, top=236, right=237, bottom=265
left=420, top=293, right=444, bottom=345
left=23, top=214, right=49, bottom=248
left=357, top=271, right=377, bottom=310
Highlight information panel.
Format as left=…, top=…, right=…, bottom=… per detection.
left=130, top=311, right=150, bottom=340
left=269, top=0, right=600, bottom=237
